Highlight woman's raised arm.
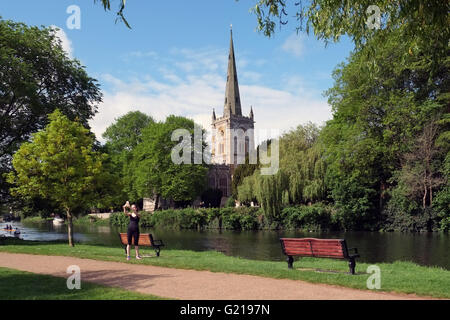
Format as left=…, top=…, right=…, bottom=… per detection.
left=123, top=202, right=131, bottom=216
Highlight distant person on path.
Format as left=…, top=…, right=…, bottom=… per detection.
left=123, top=201, right=141, bottom=260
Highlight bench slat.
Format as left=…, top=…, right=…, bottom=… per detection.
left=284, top=244, right=343, bottom=250
left=119, top=233, right=153, bottom=246
left=285, top=250, right=344, bottom=256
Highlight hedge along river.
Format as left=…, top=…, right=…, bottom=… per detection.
left=3, top=220, right=450, bottom=270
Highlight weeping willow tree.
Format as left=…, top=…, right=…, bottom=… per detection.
left=237, top=123, right=327, bottom=221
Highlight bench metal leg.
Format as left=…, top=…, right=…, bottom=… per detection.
left=287, top=256, right=294, bottom=269
left=348, top=257, right=356, bottom=275
left=155, top=246, right=161, bottom=257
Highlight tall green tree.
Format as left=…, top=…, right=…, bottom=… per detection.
left=321, top=25, right=449, bottom=229
left=7, top=110, right=109, bottom=246
left=103, top=111, right=154, bottom=201
left=237, top=124, right=327, bottom=220
left=0, top=19, right=102, bottom=202
left=132, top=116, right=209, bottom=207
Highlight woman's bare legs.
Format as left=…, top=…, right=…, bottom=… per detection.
left=126, top=244, right=131, bottom=259
left=135, top=245, right=141, bottom=259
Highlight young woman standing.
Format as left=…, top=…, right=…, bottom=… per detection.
left=123, top=201, right=142, bottom=260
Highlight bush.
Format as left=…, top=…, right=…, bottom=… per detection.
left=109, top=211, right=130, bottom=228
left=225, top=197, right=236, bottom=208
left=110, top=207, right=262, bottom=231
left=381, top=188, right=442, bottom=232
left=221, top=208, right=241, bottom=230
left=434, top=185, right=450, bottom=232
left=281, top=204, right=335, bottom=231
left=440, top=216, right=450, bottom=232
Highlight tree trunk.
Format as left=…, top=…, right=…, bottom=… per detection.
left=154, top=193, right=160, bottom=211
left=423, top=184, right=427, bottom=209
left=379, top=182, right=386, bottom=211
left=429, top=185, right=433, bottom=207
left=66, top=209, right=74, bottom=247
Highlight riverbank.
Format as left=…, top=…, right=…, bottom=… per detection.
left=0, top=266, right=165, bottom=300
left=109, top=207, right=449, bottom=232
left=0, top=238, right=448, bottom=299
left=21, top=205, right=450, bottom=233
left=21, top=215, right=110, bottom=227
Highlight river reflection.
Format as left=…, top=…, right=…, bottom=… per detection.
left=2, top=221, right=449, bottom=269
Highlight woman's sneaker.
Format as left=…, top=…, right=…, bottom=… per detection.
left=127, top=256, right=130, bottom=261
left=136, top=255, right=142, bottom=260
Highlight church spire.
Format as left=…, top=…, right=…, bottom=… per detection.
left=224, top=26, right=242, bottom=117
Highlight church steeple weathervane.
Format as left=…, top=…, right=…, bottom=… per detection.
left=224, top=24, right=242, bottom=117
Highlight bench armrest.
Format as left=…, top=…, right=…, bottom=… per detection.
left=348, top=247, right=358, bottom=254
left=153, top=239, right=164, bottom=247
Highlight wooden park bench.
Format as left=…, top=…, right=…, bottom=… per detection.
left=280, top=238, right=360, bottom=274
left=119, top=233, right=165, bottom=257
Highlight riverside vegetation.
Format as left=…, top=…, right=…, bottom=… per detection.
left=109, top=205, right=341, bottom=232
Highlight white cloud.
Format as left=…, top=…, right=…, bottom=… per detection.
left=129, top=51, right=158, bottom=58
left=50, top=25, right=73, bottom=58
left=282, top=33, right=305, bottom=58
left=90, top=46, right=331, bottom=144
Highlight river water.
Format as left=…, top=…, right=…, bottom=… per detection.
left=2, top=221, right=449, bottom=269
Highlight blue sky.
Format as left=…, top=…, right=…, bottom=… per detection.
left=0, top=0, right=354, bottom=141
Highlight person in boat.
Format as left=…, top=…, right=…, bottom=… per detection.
left=123, top=201, right=141, bottom=261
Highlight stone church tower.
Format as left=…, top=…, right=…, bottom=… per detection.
left=209, top=28, right=255, bottom=198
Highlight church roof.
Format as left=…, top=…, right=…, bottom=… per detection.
left=223, top=27, right=242, bottom=117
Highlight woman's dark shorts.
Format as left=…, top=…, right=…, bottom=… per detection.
left=127, top=226, right=140, bottom=246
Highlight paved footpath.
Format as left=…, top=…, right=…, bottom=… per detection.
left=0, top=252, right=433, bottom=300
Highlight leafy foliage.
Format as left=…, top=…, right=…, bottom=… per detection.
left=248, top=0, right=449, bottom=58
left=0, top=19, right=101, bottom=203
left=131, top=115, right=208, bottom=203
left=95, top=0, right=130, bottom=28
left=6, top=110, right=114, bottom=245
left=321, top=25, right=449, bottom=230
left=238, top=123, right=327, bottom=224
left=102, top=111, right=154, bottom=202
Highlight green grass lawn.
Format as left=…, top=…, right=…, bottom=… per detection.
left=0, top=238, right=449, bottom=299
left=0, top=266, right=166, bottom=300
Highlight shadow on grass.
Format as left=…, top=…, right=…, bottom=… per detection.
left=0, top=270, right=106, bottom=300
left=0, top=267, right=172, bottom=300
left=77, top=269, right=173, bottom=291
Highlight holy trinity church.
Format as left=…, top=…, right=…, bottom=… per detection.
left=208, top=28, right=255, bottom=199
left=143, top=28, right=254, bottom=210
